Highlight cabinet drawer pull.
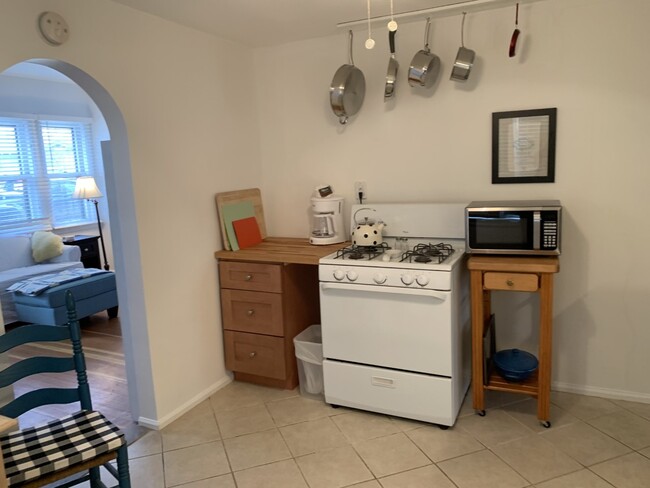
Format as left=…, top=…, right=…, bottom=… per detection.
left=247, top=309, right=255, bottom=316
left=506, top=280, right=514, bottom=286
left=244, top=274, right=253, bottom=281
left=249, top=351, right=257, bottom=358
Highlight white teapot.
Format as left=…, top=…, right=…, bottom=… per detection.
left=351, top=218, right=386, bottom=247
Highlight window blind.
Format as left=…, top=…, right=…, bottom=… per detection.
left=0, top=115, right=98, bottom=236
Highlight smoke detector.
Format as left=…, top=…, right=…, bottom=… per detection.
left=38, top=11, right=70, bottom=46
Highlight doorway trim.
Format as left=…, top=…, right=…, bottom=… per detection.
left=25, top=58, right=158, bottom=424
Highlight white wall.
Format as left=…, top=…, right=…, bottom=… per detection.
left=255, top=0, right=650, bottom=401
left=0, top=0, right=261, bottom=424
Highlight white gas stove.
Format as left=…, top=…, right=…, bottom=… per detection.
left=319, top=202, right=471, bottom=428
left=319, top=238, right=466, bottom=290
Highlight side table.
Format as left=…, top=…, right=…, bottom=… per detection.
left=467, top=255, right=560, bottom=427
left=63, top=235, right=101, bottom=269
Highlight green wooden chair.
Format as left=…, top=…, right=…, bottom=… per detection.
left=0, top=291, right=130, bottom=487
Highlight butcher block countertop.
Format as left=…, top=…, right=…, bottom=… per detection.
left=467, top=255, right=560, bottom=274
left=214, top=237, right=346, bottom=265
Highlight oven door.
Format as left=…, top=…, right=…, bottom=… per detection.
left=320, top=282, right=452, bottom=376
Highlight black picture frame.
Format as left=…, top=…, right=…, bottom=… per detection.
left=492, top=108, right=557, bottom=184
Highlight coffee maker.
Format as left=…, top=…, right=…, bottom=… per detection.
left=309, top=187, right=345, bottom=245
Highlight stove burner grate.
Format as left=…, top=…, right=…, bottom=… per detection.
left=335, top=242, right=389, bottom=261
left=401, top=243, right=455, bottom=264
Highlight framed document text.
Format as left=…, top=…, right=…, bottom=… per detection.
left=492, top=108, right=557, bottom=184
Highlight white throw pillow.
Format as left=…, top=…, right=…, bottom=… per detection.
left=31, top=231, right=64, bottom=263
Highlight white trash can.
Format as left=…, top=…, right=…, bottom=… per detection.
left=293, top=324, right=323, bottom=400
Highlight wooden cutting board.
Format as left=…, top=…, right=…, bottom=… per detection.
left=215, top=188, right=267, bottom=250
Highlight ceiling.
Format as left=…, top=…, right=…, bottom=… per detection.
left=108, top=0, right=478, bottom=47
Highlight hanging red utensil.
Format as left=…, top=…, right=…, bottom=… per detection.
left=509, top=3, right=520, bottom=58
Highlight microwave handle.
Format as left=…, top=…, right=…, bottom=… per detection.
left=533, top=211, right=541, bottom=250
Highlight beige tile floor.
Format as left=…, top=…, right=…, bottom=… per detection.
left=120, top=382, right=650, bottom=488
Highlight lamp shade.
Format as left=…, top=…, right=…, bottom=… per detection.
left=73, top=176, right=102, bottom=199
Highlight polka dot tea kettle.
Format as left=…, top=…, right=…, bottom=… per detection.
left=351, top=208, right=386, bottom=246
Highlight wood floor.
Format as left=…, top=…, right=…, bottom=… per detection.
left=5, top=313, right=148, bottom=444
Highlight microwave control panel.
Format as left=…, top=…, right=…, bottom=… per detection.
left=541, top=211, right=559, bottom=250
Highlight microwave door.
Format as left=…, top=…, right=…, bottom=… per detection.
left=469, top=212, right=532, bottom=251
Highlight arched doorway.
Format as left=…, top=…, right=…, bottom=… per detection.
left=0, top=59, right=156, bottom=428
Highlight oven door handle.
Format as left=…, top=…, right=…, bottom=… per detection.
left=320, top=283, right=448, bottom=301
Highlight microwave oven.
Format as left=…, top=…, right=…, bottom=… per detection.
left=465, top=200, right=562, bottom=255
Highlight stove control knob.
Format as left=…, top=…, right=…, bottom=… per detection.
left=333, top=269, right=345, bottom=281
left=346, top=270, right=359, bottom=282
left=373, top=273, right=387, bottom=284
left=401, top=274, right=414, bottom=285
left=416, top=275, right=430, bottom=286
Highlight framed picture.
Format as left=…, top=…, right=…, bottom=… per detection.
left=492, top=108, right=557, bottom=184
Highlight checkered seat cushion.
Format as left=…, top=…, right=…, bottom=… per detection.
left=0, top=410, right=125, bottom=485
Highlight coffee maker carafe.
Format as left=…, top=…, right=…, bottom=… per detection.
left=310, top=192, right=345, bottom=246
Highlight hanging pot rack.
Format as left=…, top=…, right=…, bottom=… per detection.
left=337, top=0, right=545, bottom=30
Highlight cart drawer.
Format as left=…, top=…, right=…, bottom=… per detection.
left=484, top=272, right=538, bottom=292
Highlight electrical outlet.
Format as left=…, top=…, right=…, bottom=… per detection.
left=354, top=181, right=367, bottom=202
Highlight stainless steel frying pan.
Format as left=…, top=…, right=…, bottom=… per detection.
left=330, top=30, right=366, bottom=125
left=384, top=29, right=398, bottom=100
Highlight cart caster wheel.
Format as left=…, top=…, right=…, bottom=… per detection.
left=438, top=425, right=449, bottom=430
left=541, top=420, right=551, bottom=428
left=477, top=410, right=486, bottom=417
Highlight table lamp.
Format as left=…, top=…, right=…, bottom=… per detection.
left=72, top=176, right=110, bottom=270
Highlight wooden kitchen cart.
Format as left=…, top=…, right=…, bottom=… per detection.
left=215, top=238, right=345, bottom=389
left=467, top=255, right=560, bottom=427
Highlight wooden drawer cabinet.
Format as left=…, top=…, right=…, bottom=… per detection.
left=224, top=331, right=286, bottom=379
left=221, top=289, right=283, bottom=336
left=484, top=272, right=539, bottom=292
left=219, top=260, right=320, bottom=389
left=219, top=262, right=282, bottom=292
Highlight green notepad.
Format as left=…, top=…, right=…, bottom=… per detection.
left=221, top=201, right=255, bottom=251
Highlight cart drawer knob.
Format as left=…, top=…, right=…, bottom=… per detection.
left=249, top=351, right=257, bottom=358
left=244, top=274, right=253, bottom=281
left=247, top=309, right=255, bottom=316
left=506, top=279, right=514, bottom=286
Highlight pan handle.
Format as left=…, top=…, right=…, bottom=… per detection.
left=348, top=30, right=355, bottom=65
left=460, top=12, right=467, bottom=48
left=389, top=29, right=396, bottom=55
left=424, top=17, right=431, bottom=50
left=509, top=4, right=520, bottom=58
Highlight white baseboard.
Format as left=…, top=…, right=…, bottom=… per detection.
left=137, top=376, right=233, bottom=430
left=553, top=381, right=650, bottom=404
